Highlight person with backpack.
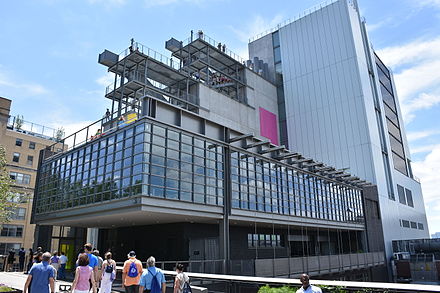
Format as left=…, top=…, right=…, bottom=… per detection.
left=139, top=256, right=166, bottom=293
left=173, top=263, right=191, bottom=293
left=122, top=251, right=143, bottom=293
left=100, top=252, right=116, bottom=293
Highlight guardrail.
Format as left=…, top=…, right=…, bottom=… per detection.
left=7, top=115, right=59, bottom=141
left=248, top=0, right=339, bottom=43
left=119, top=42, right=181, bottom=71
left=43, top=104, right=140, bottom=160
left=182, top=32, right=246, bottom=64
left=110, top=265, right=440, bottom=292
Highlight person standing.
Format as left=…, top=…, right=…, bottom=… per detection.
left=83, top=243, right=99, bottom=283
left=25, top=248, right=33, bottom=273
left=139, top=256, right=166, bottom=293
left=59, top=251, right=68, bottom=280
left=50, top=251, right=60, bottom=279
left=122, top=251, right=143, bottom=293
left=19, top=247, right=26, bottom=272
left=6, top=248, right=15, bottom=272
left=173, top=263, right=190, bottom=293
left=100, top=252, right=116, bottom=293
left=23, top=252, right=55, bottom=293
left=296, top=274, right=322, bottom=293
left=71, top=254, right=97, bottom=293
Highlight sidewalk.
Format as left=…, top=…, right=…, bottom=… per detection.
left=0, top=271, right=128, bottom=292
left=0, top=271, right=72, bottom=291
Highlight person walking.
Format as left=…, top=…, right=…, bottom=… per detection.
left=58, top=251, right=68, bottom=280
left=122, top=251, right=143, bottom=293
left=100, top=252, right=116, bottom=293
left=6, top=248, right=15, bottom=272
left=139, top=256, right=166, bottom=293
left=23, top=252, right=55, bottom=293
left=296, top=274, right=322, bottom=293
left=50, top=251, right=60, bottom=280
left=25, top=248, right=33, bottom=274
left=83, top=243, right=99, bottom=283
left=19, top=247, right=26, bottom=272
left=94, top=250, right=104, bottom=283
left=173, top=263, right=190, bottom=293
left=71, top=254, right=97, bottom=293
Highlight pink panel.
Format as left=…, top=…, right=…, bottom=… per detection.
left=259, top=107, right=279, bottom=145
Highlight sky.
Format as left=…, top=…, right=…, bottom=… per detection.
left=0, top=0, right=439, bottom=234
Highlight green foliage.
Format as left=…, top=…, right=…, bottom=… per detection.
left=56, top=127, right=65, bottom=141
left=0, top=145, right=17, bottom=224
left=258, top=285, right=296, bottom=293
left=14, top=115, right=24, bottom=130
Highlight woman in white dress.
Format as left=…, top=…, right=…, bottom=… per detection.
left=100, top=252, right=116, bottom=293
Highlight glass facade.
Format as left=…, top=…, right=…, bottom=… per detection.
left=35, top=119, right=224, bottom=214
left=35, top=118, right=363, bottom=226
left=375, top=54, right=408, bottom=176
left=230, top=150, right=363, bottom=223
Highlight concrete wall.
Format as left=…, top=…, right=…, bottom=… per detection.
left=248, top=33, right=275, bottom=82
left=198, top=71, right=278, bottom=142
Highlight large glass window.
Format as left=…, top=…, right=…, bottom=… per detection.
left=405, top=188, right=414, bottom=207
left=0, top=243, right=21, bottom=255
left=1, top=225, right=23, bottom=237
left=397, top=185, right=406, bottom=205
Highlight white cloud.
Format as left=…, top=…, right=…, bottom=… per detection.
left=143, top=0, right=205, bottom=8
left=0, top=69, right=49, bottom=96
left=412, top=144, right=440, bottom=232
left=417, top=0, right=440, bottom=9
left=366, top=17, right=393, bottom=32
left=407, top=129, right=440, bottom=142
left=230, top=14, right=285, bottom=43
left=88, top=0, right=127, bottom=6
left=377, top=37, right=440, bottom=123
left=96, top=72, right=115, bottom=88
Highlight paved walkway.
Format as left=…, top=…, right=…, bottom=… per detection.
left=0, top=271, right=72, bottom=291
left=0, top=271, right=127, bottom=292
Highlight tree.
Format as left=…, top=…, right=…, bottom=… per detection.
left=0, top=145, right=17, bottom=224
left=56, top=127, right=65, bottom=142
left=15, top=115, right=24, bottom=130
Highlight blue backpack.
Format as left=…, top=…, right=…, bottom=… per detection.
left=127, top=261, right=138, bottom=278
left=149, top=268, right=161, bottom=293
left=182, top=281, right=192, bottom=293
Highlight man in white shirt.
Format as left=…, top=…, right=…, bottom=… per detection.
left=296, top=274, right=322, bottom=293
left=58, top=252, right=68, bottom=280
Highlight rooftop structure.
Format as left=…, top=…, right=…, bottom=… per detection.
left=32, top=29, right=385, bottom=280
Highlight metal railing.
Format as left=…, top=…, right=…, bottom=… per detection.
left=105, top=70, right=200, bottom=110
left=182, top=32, right=246, bottom=64
left=248, top=0, right=339, bottom=43
left=119, top=42, right=181, bottom=71
left=43, top=105, right=141, bottom=160
left=7, top=115, right=60, bottom=141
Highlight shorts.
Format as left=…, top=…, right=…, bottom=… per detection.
left=7, top=259, right=14, bottom=264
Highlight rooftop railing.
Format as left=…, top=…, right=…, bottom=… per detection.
left=248, top=0, right=339, bottom=43
left=105, top=70, right=200, bottom=110
left=119, top=42, right=181, bottom=71
left=43, top=104, right=141, bottom=160
left=6, top=115, right=60, bottom=142
left=182, top=32, right=246, bottom=64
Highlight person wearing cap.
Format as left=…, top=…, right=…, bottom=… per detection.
left=122, top=251, right=143, bottom=293
left=296, top=274, right=322, bottom=293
